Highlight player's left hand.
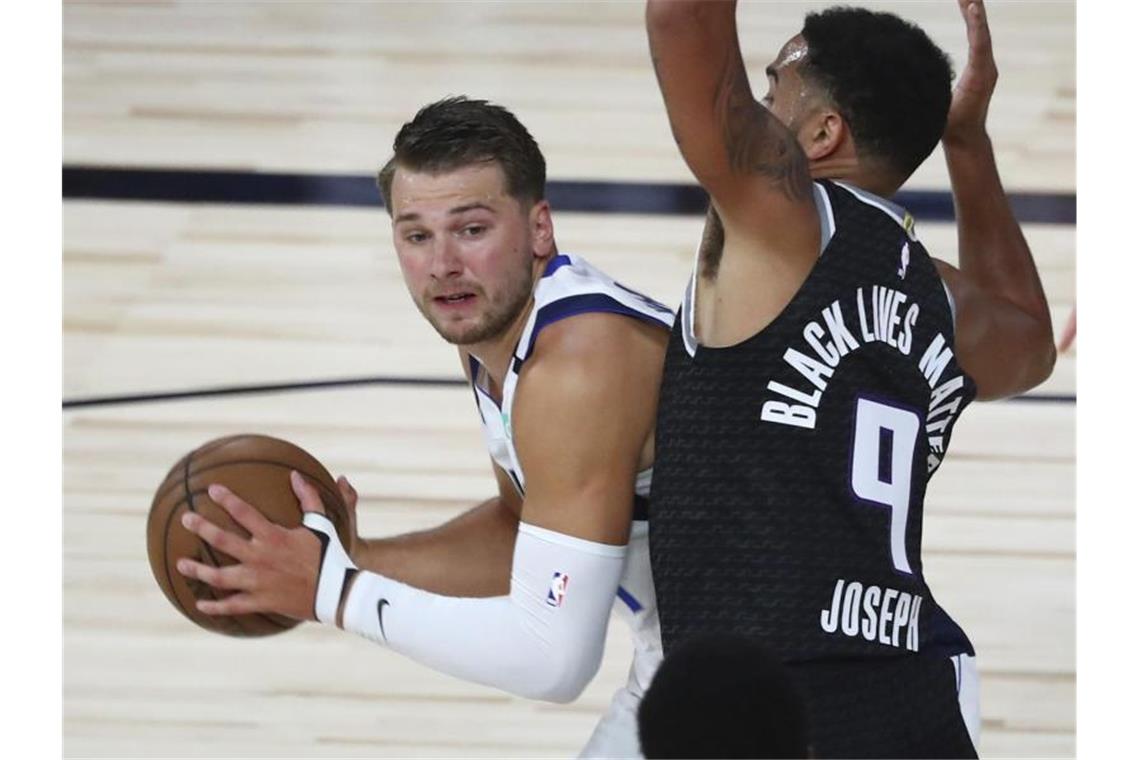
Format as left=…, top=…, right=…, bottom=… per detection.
left=335, top=473, right=363, bottom=560
left=944, top=0, right=997, bottom=146
left=175, top=470, right=324, bottom=622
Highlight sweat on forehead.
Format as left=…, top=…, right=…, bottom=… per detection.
left=774, top=36, right=809, bottom=70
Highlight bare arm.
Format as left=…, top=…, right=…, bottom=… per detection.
left=512, top=313, right=665, bottom=544
left=645, top=0, right=818, bottom=251
left=348, top=313, right=664, bottom=594
left=350, top=464, right=521, bottom=597
left=343, top=343, right=523, bottom=597
left=174, top=315, right=666, bottom=701
left=937, top=0, right=1055, bottom=399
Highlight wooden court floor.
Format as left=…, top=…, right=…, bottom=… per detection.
left=63, top=2, right=1075, bottom=757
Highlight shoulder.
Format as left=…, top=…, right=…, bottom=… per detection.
left=510, top=314, right=663, bottom=484
left=532, top=256, right=674, bottom=321
left=511, top=312, right=668, bottom=425
left=528, top=312, right=668, bottom=380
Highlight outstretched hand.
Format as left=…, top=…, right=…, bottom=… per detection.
left=176, top=470, right=328, bottom=622
left=944, top=0, right=997, bottom=146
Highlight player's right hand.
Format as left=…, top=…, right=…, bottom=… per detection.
left=944, top=0, right=998, bottom=147
left=177, top=476, right=323, bottom=622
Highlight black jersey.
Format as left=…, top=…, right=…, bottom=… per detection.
left=649, top=180, right=976, bottom=665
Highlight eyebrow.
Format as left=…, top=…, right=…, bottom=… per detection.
left=450, top=202, right=495, bottom=216
left=393, top=202, right=496, bottom=225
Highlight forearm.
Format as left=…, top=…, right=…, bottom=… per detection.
left=646, top=0, right=815, bottom=243
left=646, top=0, right=736, bottom=41
left=353, top=496, right=517, bottom=597
left=309, top=517, right=625, bottom=703
left=944, top=134, right=1052, bottom=330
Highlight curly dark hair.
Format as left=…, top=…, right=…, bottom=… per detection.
left=376, top=96, right=546, bottom=213
left=800, top=6, right=954, bottom=183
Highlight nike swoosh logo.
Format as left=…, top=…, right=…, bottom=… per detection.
left=377, top=599, right=389, bottom=642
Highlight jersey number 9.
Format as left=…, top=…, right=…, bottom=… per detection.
left=850, top=397, right=921, bottom=575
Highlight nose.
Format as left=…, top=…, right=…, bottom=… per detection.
left=428, top=237, right=464, bottom=280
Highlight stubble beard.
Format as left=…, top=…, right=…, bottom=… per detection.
left=422, top=267, right=536, bottom=346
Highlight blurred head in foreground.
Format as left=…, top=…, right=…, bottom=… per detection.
left=638, top=633, right=811, bottom=758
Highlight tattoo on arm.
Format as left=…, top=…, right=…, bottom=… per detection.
left=715, top=58, right=812, bottom=203
left=651, top=51, right=688, bottom=154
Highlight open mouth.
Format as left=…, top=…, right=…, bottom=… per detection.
left=434, top=292, right=476, bottom=305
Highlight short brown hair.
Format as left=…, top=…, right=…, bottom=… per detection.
left=377, top=96, right=546, bottom=213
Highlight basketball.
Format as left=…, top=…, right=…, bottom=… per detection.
left=146, top=434, right=353, bottom=637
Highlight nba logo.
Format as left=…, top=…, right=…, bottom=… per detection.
left=546, top=572, right=570, bottom=607
left=898, top=241, right=911, bottom=279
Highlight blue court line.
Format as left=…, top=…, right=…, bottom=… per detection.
left=62, top=166, right=1076, bottom=225
left=61, top=376, right=1075, bottom=410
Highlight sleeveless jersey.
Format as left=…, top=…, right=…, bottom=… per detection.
left=649, top=180, right=976, bottom=664
left=467, top=253, right=674, bottom=703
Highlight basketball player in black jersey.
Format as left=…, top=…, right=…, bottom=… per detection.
left=645, top=1, right=1055, bottom=756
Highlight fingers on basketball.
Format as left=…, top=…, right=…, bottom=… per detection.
left=177, top=557, right=249, bottom=591
left=206, top=483, right=274, bottom=540
left=336, top=475, right=358, bottom=511
left=290, top=470, right=326, bottom=515
left=182, top=509, right=251, bottom=561
left=198, top=592, right=259, bottom=617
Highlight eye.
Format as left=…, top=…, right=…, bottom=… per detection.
left=460, top=224, right=487, bottom=238
left=404, top=230, right=429, bottom=244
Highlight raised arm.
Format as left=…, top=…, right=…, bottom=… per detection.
left=934, top=0, right=1056, bottom=398
left=645, top=0, right=818, bottom=252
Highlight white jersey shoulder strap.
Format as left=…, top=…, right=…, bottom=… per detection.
left=472, top=254, right=673, bottom=495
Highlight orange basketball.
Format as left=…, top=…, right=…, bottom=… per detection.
left=146, top=434, right=352, bottom=637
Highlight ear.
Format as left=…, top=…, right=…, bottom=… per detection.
left=801, top=110, right=846, bottom=162
left=529, top=200, right=555, bottom=259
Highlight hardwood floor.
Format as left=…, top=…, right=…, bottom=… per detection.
left=62, top=2, right=1076, bottom=756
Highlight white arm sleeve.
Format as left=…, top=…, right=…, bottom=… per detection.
left=303, top=513, right=625, bottom=703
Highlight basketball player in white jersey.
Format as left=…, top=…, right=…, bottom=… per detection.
left=176, top=96, right=671, bottom=757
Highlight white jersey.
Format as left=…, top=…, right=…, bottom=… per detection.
left=467, top=253, right=673, bottom=758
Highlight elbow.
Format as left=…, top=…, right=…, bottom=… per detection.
left=1004, top=326, right=1058, bottom=398
left=1027, top=334, right=1058, bottom=390
left=516, top=643, right=604, bottom=704
left=1020, top=316, right=1058, bottom=391
left=544, top=666, right=602, bottom=704
left=970, top=320, right=1057, bottom=401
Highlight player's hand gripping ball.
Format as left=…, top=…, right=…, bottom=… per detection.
left=146, top=434, right=353, bottom=636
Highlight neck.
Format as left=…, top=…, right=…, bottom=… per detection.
left=810, top=157, right=898, bottom=198
left=466, top=253, right=553, bottom=397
